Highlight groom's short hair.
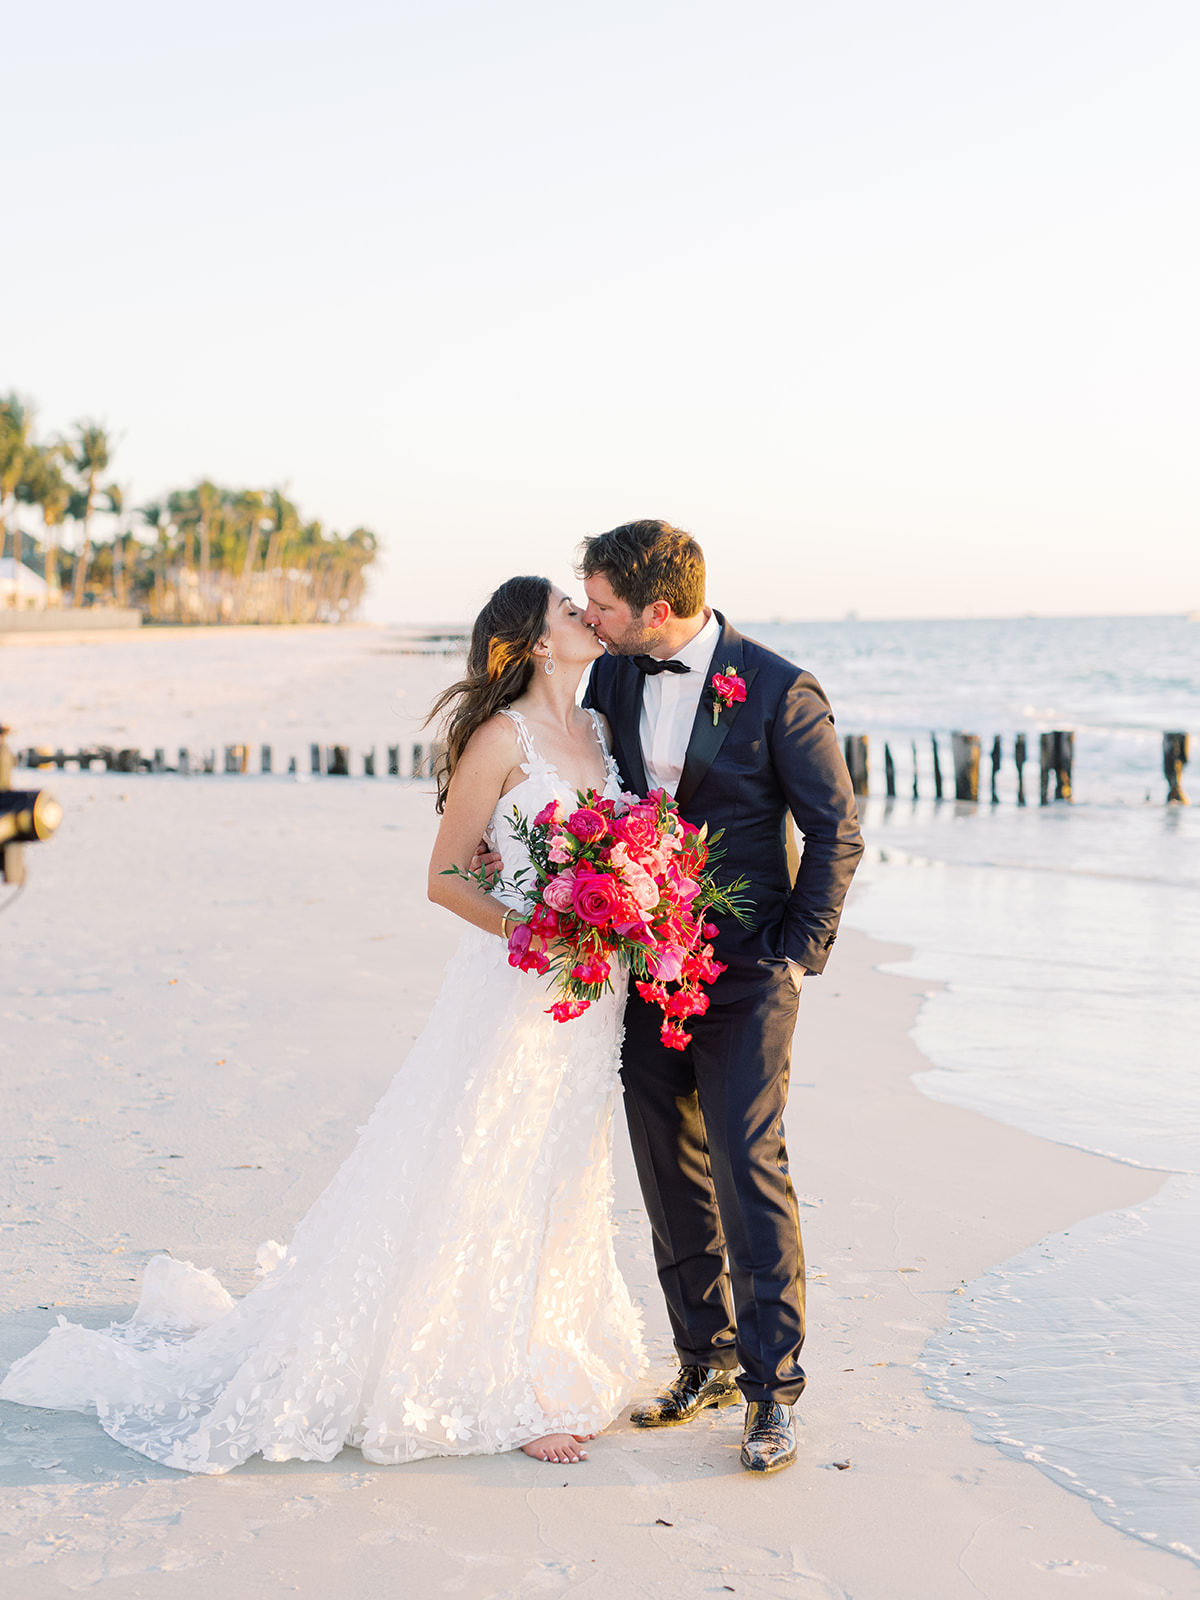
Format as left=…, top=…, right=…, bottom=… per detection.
left=578, top=520, right=705, bottom=618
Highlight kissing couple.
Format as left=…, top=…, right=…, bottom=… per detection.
left=0, top=520, right=864, bottom=1477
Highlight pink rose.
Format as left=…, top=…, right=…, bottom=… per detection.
left=620, top=860, right=661, bottom=912
left=566, top=807, right=608, bottom=844
left=613, top=812, right=661, bottom=857
left=548, top=833, right=574, bottom=865
left=541, top=870, right=577, bottom=913
left=571, top=871, right=624, bottom=928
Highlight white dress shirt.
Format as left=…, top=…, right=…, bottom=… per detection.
left=638, top=609, right=721, bottom=795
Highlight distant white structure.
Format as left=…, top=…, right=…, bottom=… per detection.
left=0, top=558, right=49, bottom=610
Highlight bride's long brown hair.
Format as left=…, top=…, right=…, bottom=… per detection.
left=427, top=575, right=552, bottom=813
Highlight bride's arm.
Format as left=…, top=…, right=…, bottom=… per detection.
left=427, top=717, right=526, bottom=939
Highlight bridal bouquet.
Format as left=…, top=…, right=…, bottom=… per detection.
left=454, top=788, right=751, bottom=1049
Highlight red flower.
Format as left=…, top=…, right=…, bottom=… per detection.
left=533, top=799, right=563, bottom=827
left=527, top=904, right=560, bottom=937
left=682, top=944, right=726, bottom=984
left=507, top=922, right=550, bottom=976
left=570, top=953, right=611, bottom=985
left=566, top=807, right=608, bottom=843
left=660, top=1020, right=692, bottom=1050
left=636, top=979, right=667, bottom=1006
left=547, top=997, right=591, bottom=1022
left=710, top=666, right=747, bottom=724
left=572, top=871, right=624, bottom=927
left=662, top=984, right=707, bottom=1019
left=647, top=944, right=686, bottom=984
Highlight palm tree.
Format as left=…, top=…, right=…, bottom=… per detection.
left=139, top=501, right=173, bottom=619
left=69, top=422, right=111, bottom=608
left=263, top=489, right=300, bottom=622
left=16, top=443, right=71, bottom=604
left=105, top=482, right=127, bottom=607
left=0, top=393, right=36, bottom=601
left=231, top=488, right=269, bottom=620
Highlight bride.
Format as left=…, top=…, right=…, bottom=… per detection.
left=0, top=575, right=645, bottom=1472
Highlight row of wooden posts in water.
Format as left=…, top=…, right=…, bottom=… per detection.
left=13, top=730, right=1193, bottom=804
left=841, top=730, right=1191, bottom=805
left=19, top=741, right=448, bottom=780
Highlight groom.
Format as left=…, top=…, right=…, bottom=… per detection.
left=580, top=520, right=864, bottom=1473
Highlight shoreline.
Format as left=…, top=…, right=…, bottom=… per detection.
left=0, top=775, right=1192, bottom=1596
left=0, top=620, right=384, bottom=650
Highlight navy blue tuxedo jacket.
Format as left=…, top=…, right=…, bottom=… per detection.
left=584, top=612, right=864, bottom=1000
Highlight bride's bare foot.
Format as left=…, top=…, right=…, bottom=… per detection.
left=521, top=1433, right=590, bottom=1463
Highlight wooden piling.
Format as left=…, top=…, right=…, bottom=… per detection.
left=1164, top=732, right=1190, bottom=804
left=843, top=735, right=869, bottom=796
left=911, top=740, right=919, bottom=800
left=224, top=745, right=248, bottom=774
left=1040, top=731, right=1073, bottom=802
left=989, top=736, right=1001, bottom=804
left=153, top=748, right=166, bottom=773
left=202, top=751, right=216, bottom=774
left=1039, top=734, right=1053, bottom=804
left=411, top=743, right=425, bottom=779
left=951, top=733, right=980, bottom=802
left=261, top=744, right=273, bottom=775
left=363, top=747, right=376, bottom=777
left=310, top=744, right=322, bottom=776
left=287, top=755, right=297, bottom=775
left=1014, top=734, right=1027, bottom=806
left=884, top=743, right=896, bottom=798
left=178, top=748, right=191, bottom=775
left=326, top=746, right=350, bottom=777
left=387, top=745, right=401, bottom=777
left=931, top=734, right=943, bottom=799
left=1054, top=732, right=1073, bottom=801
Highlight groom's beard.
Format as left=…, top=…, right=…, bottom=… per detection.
left=596, top=624, right=665, bottom=657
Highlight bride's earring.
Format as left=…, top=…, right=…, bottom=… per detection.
left=544, top=645, right=555, bottom=676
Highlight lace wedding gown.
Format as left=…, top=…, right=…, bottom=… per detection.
left=0, top=708, right=644, bottom=1473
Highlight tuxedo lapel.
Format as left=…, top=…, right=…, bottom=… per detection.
left=674, top=614, right=757, bottom=815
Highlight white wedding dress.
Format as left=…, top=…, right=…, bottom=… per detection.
left=0, top=708, right=644, bottom=1473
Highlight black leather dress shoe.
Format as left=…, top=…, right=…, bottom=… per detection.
left=740, top=1401, right=796, bottom=1473
left=629, top=1365, right=742, bottom=1428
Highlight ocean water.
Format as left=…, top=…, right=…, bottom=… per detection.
left=751, top=616, right=1200, bottom=1568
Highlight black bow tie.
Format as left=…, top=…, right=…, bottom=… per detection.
left=632, top=655, right=690, bottom=676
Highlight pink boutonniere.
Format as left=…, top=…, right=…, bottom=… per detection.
left=710, top=665, right=747, bottom=725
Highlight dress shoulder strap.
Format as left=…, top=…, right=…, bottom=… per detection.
left=586, top=708, right=621, bottom=784
left=499, top=706, right=539, bottom=766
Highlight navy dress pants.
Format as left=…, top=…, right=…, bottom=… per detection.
left=620, top=968, right=806, bottom=1404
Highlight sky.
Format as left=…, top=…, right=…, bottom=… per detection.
left=5, top=0, right=1199, bottom=622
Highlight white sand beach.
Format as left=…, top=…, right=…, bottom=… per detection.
left=0, top=629, right=1194, bottom=1598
